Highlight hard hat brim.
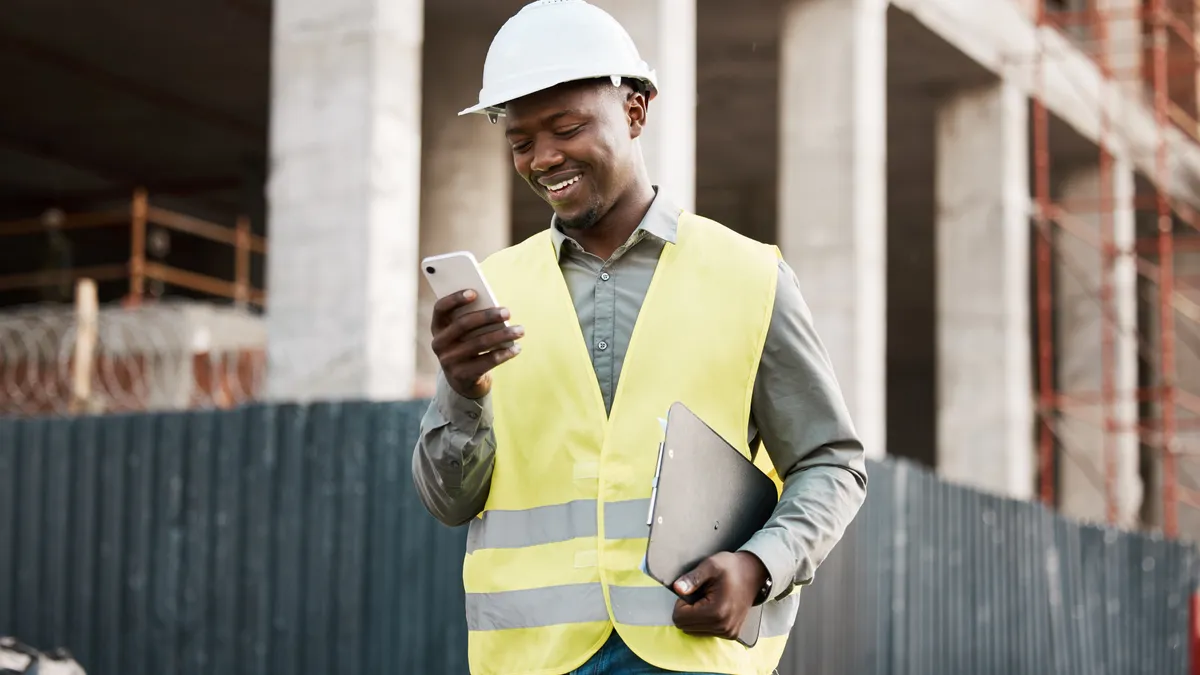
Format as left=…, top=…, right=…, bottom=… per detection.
left=458, top=102, right=505, bottom=117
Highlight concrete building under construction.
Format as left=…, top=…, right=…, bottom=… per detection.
left=1, top=0, right=1199, bottom=544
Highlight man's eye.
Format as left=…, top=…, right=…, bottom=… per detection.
left=556, top=125, right=583, bottom=137
left=512, top=141, right=531, bottom=153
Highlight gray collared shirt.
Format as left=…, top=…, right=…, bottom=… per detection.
left=412, top=189, right=867, bottom=601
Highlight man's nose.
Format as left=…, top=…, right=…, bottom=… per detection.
left=530, top=141, right=564, bottom=174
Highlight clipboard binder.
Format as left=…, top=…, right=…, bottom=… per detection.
left=642, top=401, right=779, bottom=648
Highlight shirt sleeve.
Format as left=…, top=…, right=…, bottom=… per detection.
left=410, top=371, right=498, bottom=526
left=737, top=259, right=869, bottom=601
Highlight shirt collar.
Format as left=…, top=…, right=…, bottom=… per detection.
left=549, top=186, right=681, bottom=259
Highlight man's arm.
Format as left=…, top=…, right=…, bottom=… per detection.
left=411, top=371, right=498, bottom=527
left=737, top=259, right=869, bottom=602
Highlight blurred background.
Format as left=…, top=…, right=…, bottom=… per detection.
left=2, top=0, right=1200, bottom=673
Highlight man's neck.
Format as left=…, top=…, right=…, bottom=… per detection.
left=570, top=181, right=657, bottom=260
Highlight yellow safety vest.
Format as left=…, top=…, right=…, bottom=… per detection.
left=468, top=212, right=798, bottom=675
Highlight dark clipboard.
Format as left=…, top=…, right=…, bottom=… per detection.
left=641, top=401, right=779, bottom=648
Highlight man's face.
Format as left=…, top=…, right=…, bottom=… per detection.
left=504, top=80, right=647, bottom=230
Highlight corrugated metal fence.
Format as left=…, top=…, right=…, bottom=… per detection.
left=0, top=400, right=1196, bottom=674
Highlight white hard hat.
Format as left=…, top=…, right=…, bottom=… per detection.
left=459, top=0, right=658, bottom=119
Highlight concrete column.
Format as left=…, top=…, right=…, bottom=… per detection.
left=1163, top=249, right=1200, bottom=539
left=1103, top=0, right=1142, bottom=94
left=265, top=0, right=424, bottom=401
left=934, top=80, right=1034, bottom=499
left=1014, top=0, right=1038, bottom=20
left=593, top=0, right=696, bottom=212
left=414, top=14, right=513, bottom=397
left=1055, top=161, right=1142, bottom=525
left=1178, top=251, right=1200, bottom=538
left=778, top=0, right=888, bottom=458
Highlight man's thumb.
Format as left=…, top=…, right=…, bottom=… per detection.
left=673, top=559, right=716, bottom=595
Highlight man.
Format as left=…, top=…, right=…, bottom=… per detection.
left=39, top=208, right=74, bottom=304
left=412, top=1, right=867, bottom=674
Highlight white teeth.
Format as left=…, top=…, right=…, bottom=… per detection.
left=549, top=175, right=580, bottom=191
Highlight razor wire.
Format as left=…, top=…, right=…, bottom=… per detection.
left=0, top=301, right=267, bottom=417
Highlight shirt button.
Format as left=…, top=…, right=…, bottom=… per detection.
left=467, top=411, right=479, bottom=420
left=597, top=340, right=609, bottom=351
left=600, top=272, right=611, bottom=281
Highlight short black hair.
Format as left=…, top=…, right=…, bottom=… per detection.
left=578, top=76, right=650, bottom=100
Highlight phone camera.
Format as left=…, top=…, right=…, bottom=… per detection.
left=425, top=266, right=435, bottom=274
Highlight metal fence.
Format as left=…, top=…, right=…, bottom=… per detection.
left=0, top=400, right=1196, bottom=675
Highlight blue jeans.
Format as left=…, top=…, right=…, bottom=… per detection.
left=567, top=631, right=723, bottom=675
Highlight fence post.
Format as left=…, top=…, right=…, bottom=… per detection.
left=235, top=215, right=250, bottom=307
left=70, top=277, right=98, bottom=415
left=128, top=188, right=148, bottom=306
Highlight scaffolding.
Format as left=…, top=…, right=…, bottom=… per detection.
left=0, top=189, right=269, bottom=416
left=1032, top=0, right=1200, bottom=538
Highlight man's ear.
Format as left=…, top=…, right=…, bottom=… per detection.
left=627, top=91, right=649, bottom=139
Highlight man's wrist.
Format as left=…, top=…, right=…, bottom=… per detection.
left=738, top=532, right=796, bottom=604
left=735, top=551, right=772, bottom=605
left=435, top=372, right=492, bottom=430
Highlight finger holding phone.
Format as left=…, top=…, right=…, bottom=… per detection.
left=423, top=252, right=524, bottom=399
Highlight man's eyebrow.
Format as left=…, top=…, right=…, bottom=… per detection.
left=505, top=109, right=585, bottom=137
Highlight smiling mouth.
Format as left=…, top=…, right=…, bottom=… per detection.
left=543, top=173, right=582, bottom=196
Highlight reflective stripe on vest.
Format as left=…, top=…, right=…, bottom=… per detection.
left=466, top=581, right=799, bottom=638
left=464, top=498, right=650, bottom=554
left=466, top=583, right=608, bottom=630
left=468, top=213, right=792, bottom=675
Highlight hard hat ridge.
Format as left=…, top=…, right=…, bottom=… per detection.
left=459, top=0, right=658, bottom=119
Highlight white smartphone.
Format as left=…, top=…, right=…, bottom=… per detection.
left=421, top=251, right=514, bottom=350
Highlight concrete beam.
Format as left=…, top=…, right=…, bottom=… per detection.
left=935, top=80, right=1034, bottom=499
left=778, top=0, right=889, bottom=459
left=265, top=0, right=424, bottom=401
left=0, top=31, right=263, bottom=141
left=892, top=0, right=1200, bottom=213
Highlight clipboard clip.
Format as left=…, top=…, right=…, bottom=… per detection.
left=646, top=417, right=669, bottom=526
left=648, top=441, right=665, bottom=526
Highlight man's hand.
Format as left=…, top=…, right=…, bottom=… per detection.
left=671, top=551, right=769, bottom=640
left=430, top=290, right=524, bottom=399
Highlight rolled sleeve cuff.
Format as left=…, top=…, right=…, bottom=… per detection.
left=739, top=531, right=798, bottom=603
left=435, top=381, right=492, bottom=433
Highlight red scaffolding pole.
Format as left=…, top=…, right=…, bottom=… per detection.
left=1032, top=0, right=1200, bottom=537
